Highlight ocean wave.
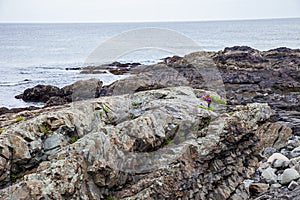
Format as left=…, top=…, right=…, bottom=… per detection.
left=0, top=80, right=32, bottom=87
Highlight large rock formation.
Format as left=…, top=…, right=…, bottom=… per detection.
left=0, top=86, right=291, bottom=199
left=213, top=46, right=300, bottom=136
left=5, top=46, right=300, bottom=199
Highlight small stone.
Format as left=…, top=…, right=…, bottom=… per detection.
left=289, top=159, right=298, bottom=168
left=288, top=139, right=300, bottom=148
left=262, top=147, right=277, bottom=157
left=243, top=179, right=254, bottom=194
left=287, top=145, right=295, bottom=151
left=273, top=159, right=288, bottom=168
left=262, top=167, right=278, bottom=183
left=288, top=180, right=298, bottom=190
left=291, top=146, right=300, bottom=158
left=267, top=153, right=289, bottom=163
left=281, top=168, right=300, bottom=185
left=290, top=156, right=300, bottom=163
left=249, top=183, right=269, bottom=194
left=271, top=183, right=282, bottom=189
left=259, top=162, right=270, bottom=169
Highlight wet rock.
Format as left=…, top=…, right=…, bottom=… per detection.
left=81, top=62, right=141, bottom=75
left=214, top=46, right=300, bottom=135
left=65, top=67, right=81, bottom=70
left=281, top=168, right=300, bottom=185
left=15, top=79, right=103, bottom=107
left=15, top=84, right=62, bottom=102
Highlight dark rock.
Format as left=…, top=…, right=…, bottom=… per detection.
left=214, top=46, right=300, bottom=135
left=45, top=96, right=68, bottom=107
left=15, top=84, right=62, bottom=102
left=108, top=68, right=130, bottom=75
left=15, top=79, right=103, bottom=107
left=0, top=106, right=39, bottom=116
left=249, top=183, right=269, bottom=194
left=162, top=55, right=183, bottom=65
left=80, top=70, right=106, bottom=74
left=65, top=67, right=81, bottom=70
left=81, top=62, right=141, bottom=75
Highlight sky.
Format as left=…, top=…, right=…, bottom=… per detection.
left=0, top=0, right=300, bottom=23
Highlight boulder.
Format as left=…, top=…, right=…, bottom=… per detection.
left=14, top=79, right=103, bottom=107
left=262, top=167, right=278, bottom=183
left=267, top=153, right=290, bottom=163
left=281, top=168, right=300, bottom=185
left=61, top=78, right=103, bottom=101
left=15, top=84, right=62, bottom=102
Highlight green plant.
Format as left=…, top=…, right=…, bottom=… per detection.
left=203, top=117, right=212, bottom=126
left=70, top=136, right=79, bottom=143
left=99, top=111, right=103, bottom=117
left=16, top=116, right=24, bottom=122
left=192, top=126, right=199, bottom=131
left=131, top=100, right=139, bottom=107
left=107, top=196, right=117, bottom=200
left=165, top=139, right=173, bottom=145
left=130, top=113, right=137, bottom=120
left=198, top=105, right=214, bottom=111
left=40, top=125, right=50, bottom=135
left=0, top=129, right=3, bottom=134
left=201, top=93, right=226, bottom=108
left=103, top=105, right=110, bottom=113
left=10, top=172, right=18, bottom=182
left=210, top=95, right=227, bottom=104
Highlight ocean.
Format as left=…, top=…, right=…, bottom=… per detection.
left=1, top=18, right=300, bottom=108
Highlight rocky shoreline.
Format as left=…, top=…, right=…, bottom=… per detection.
left=0, top=46, right=299, bottom=199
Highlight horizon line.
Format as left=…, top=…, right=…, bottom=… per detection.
left=0, top=17, right=299, bottom=24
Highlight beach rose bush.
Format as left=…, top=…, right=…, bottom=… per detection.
left=199, top=93, right=226, bottom=110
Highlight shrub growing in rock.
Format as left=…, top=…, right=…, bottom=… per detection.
left=16, top=116, right=24, bottom=122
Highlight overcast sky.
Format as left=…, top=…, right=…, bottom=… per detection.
left=0, top=0, right=299, bottom=23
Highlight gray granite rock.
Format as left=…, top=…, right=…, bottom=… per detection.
left=281, top=168, right=300, bottom=185
left=0, top=86, right=290, bottom=199
left=262, top=167, right=278, bottom=183
left=267, top=153, right=289, bottom=163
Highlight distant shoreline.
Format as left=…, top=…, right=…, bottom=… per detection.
left=1, top=17, right=300, bottom=24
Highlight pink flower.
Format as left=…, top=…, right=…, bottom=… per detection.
left=202, top=94, right=211, bottom=102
